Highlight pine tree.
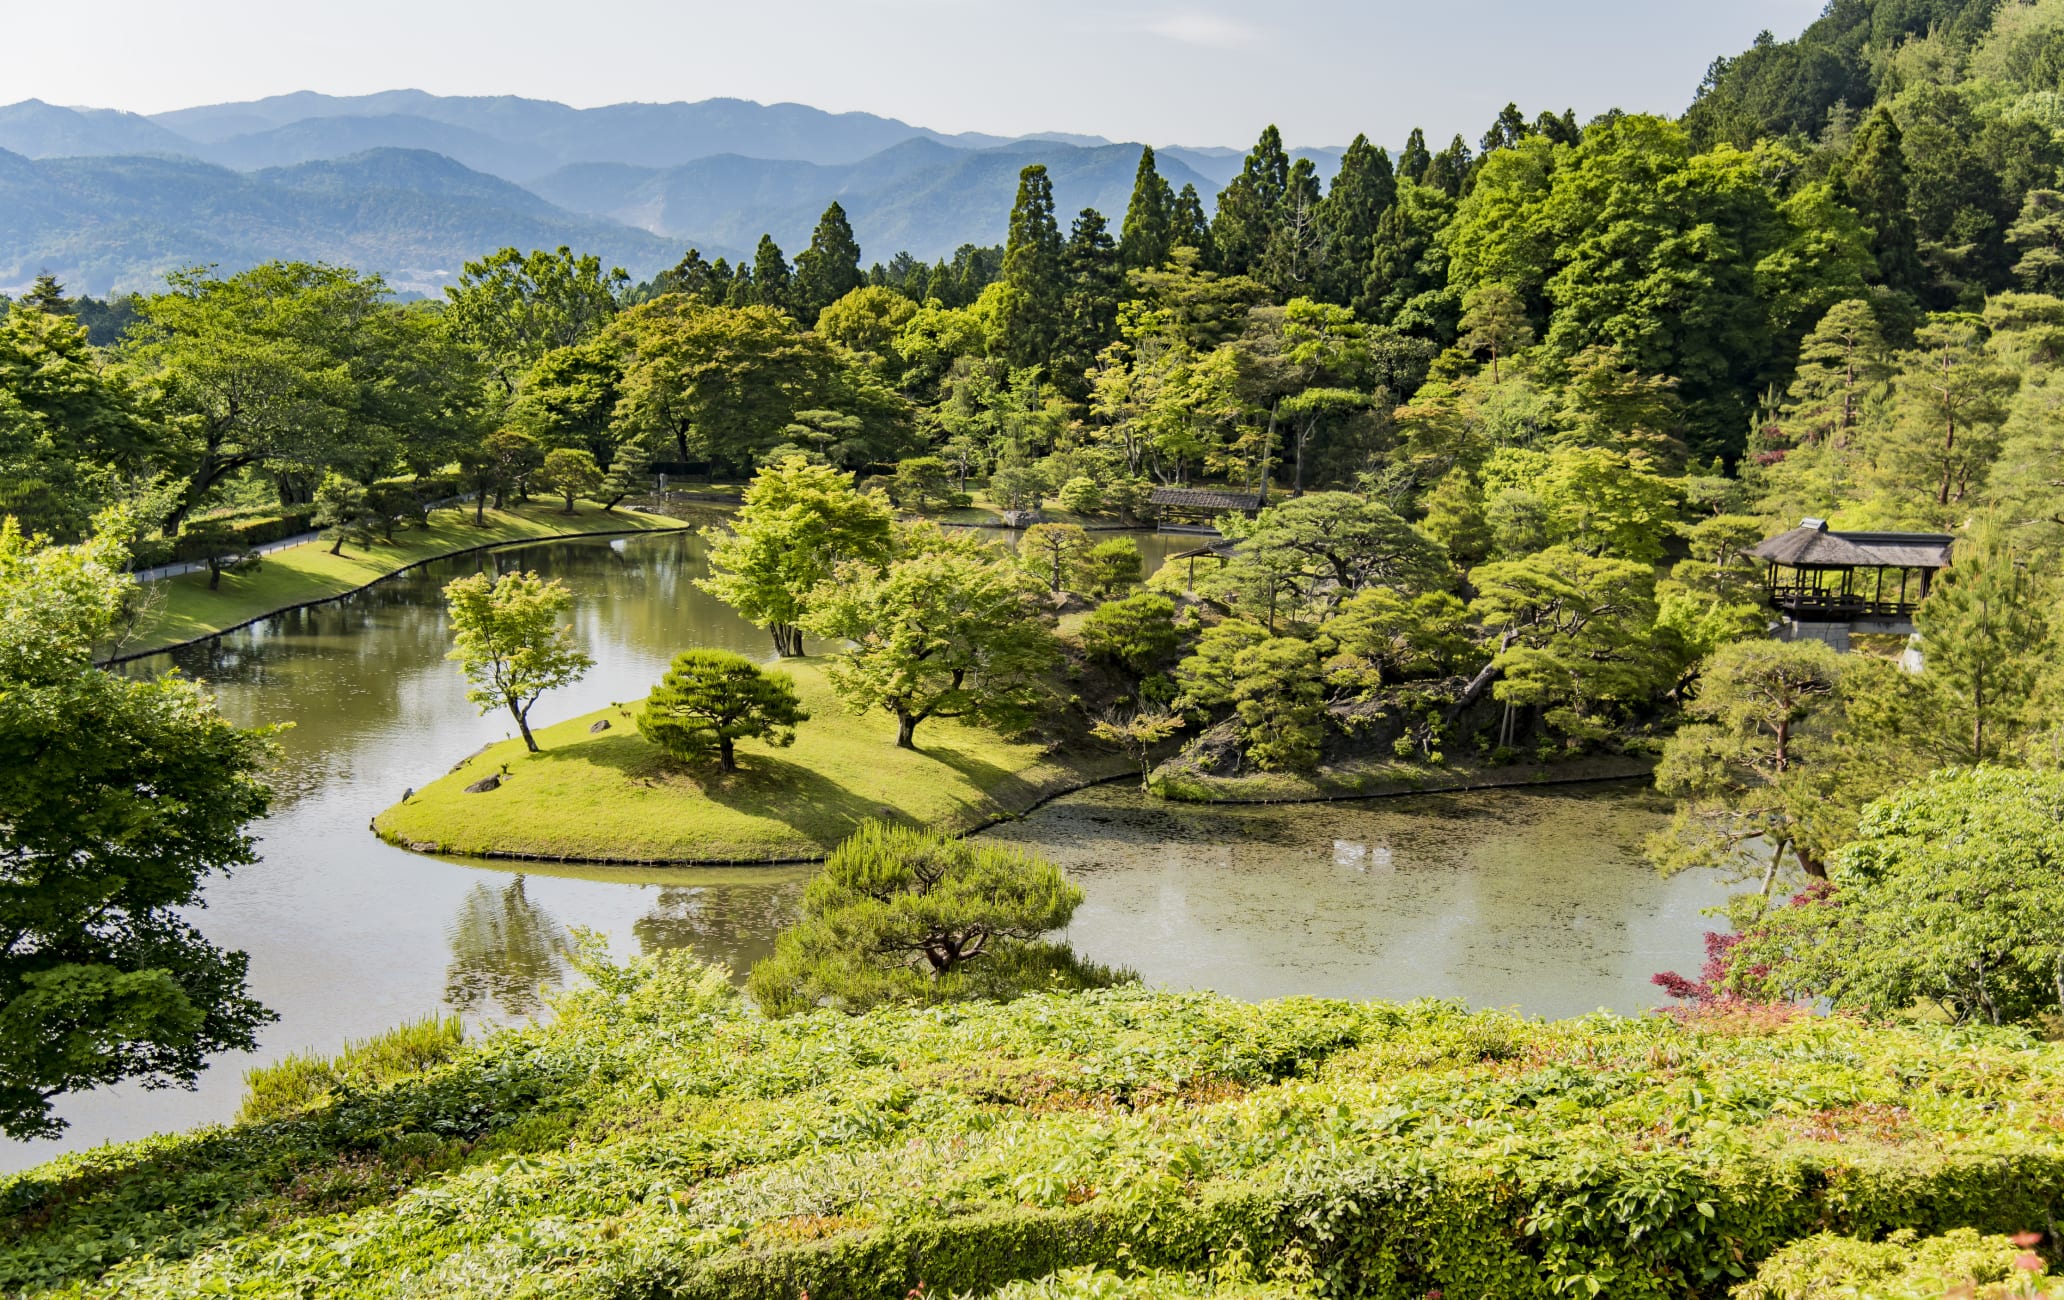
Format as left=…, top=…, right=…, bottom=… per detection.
left=1210, top=125, right=1291, bottom=276
left=1171, top=184, right=1213, bottom=261
left=1119, top=145, right=1176, bottom=270
left=794, top=201, right=864, bottom=321
left=1785, top=299, right=1891, bottom=448
left=1000, top=164, right=1065, bottom=369
left=752, top=234, right=794, bottom=313
left=1915, top=517, right=2052, bottom=764
left=1397, top=128, right=1432, bottom=184
left=1842, top=109, right=1924, bottom=299
left=1315, top=135, right=1396, bottom=306
left=21, top=273, right=66, bottom=314
left=1457, top=282, right=1534, bottom=382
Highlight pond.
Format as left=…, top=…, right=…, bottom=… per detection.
left=3, top=525, right=1727, bottom=1170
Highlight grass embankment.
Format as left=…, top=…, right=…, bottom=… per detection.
left=374, top=658, right=1132, bottom=864
left=3, top=961, right=2060, bottom=1297
left=114, top=500, right=685, bottom=660
left=1151, top=751, right=1659, bottom=804
left=931, top=491, right=1128, bottom=529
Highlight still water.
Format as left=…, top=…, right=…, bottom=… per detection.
left=4, top=524, right=1724, bottom=1170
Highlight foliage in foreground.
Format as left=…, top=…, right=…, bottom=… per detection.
left=3, top=951, right=2062, bottom=1298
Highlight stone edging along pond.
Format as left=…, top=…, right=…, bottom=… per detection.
left=383, top=752, right=1660, bottom=870
left=99, top=517, right=693, bottom=666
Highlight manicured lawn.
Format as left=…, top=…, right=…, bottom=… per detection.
left=1151, top=752, right=1658, bottom=804
left=114, top=500, right=685, bottom=659
left=374, top=659, right=1130, bottom=863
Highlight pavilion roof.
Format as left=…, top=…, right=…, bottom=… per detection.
left=1751, top=519, right=1954, bottom=569
left=1150, top=487, right=1266, bottom=512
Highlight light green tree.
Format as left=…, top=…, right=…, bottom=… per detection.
left=312, top=473, right=374, bottom=557
left=803, top=525, right=1057, bottom=748
left=1914, top=517, right=2053, bottom=764
left=1017, top=522, right=1092, bottom=593
left=699, top=458, right=895, bottom=658
left=536, top=447, right=601, bottom=514
left=1730, top=767, right=2064, bottom=1027
left=442, top=570, right=593, bottom=753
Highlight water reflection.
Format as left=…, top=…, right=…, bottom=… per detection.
left=443, top=877, right=569, bottom=1019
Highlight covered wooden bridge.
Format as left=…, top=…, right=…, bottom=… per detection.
left=1750, top=518, right=1954, bottom=647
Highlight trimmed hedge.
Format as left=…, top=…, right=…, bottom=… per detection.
left=2, top=954, right=2061, bottom=1298
left=1737, top=1228, right=2055, bottom=1298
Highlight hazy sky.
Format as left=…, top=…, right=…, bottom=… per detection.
left=12, top=0, right=1826, bottom=146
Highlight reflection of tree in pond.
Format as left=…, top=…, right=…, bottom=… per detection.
left=444, top=876, right=570, bottom=1018
left=633, top=880, right=807, bottom=977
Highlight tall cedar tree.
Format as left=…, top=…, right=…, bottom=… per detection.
left=1397, top=128, right=1432, bottom=184
left=794, top=201, right=865, bottom=321
left=1211, top=125, right=1291, bottom=276
left=752, top=235, right=794, bottom=314
left=1171, top=184, right=1213, bottom=261
left=1842, top=109, right=1925, bottom=299
left=1000, top=165, right=1065, bottom=370
left=1120, top=146, right=1177, bottom=270
left=1316, top=135, right=1397, bottom=305
left=1425, top=135, right=1474, bottom=198
left=1260, top=157, right=1328, bottom=297
left=1055, top=209, right=1125, bottom=397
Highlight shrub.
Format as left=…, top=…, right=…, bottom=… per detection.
left=237, top=1015, right=463, bottom=1124
left=746, top=820, right=1116, bottom=1015
left=636, top=648, right=809, bottom=771
left=1077, top=537, right=1144, bottom=597
left=1737, top=1228, right=2054, bottom=1299
left=1055, top=476, right=1104, bottom=516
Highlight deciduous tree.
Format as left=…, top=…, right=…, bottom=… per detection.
left=442, top=570, right=592, bottom=753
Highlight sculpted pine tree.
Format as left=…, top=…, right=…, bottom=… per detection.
left=636, top=649, right=808, bottom=772
left=1913, top=517, right=2052, bottom=764
left=1648, top=639, right=1849, bottom=894
left=747, top=821, right=1109, bottom=1016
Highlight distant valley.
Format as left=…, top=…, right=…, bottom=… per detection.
left=0, top=91, right=1346, bottom=296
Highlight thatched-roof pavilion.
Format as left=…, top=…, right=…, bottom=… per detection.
left=1750, top=518, right=1954, bottom=624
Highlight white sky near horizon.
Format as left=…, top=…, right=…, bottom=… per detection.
left=4, top=0, right=1826, bottom=147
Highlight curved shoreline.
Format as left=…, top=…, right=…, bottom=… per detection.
left=102, top=518, right=692, bottom=666
left=385, top=755, right=1658, bottom=870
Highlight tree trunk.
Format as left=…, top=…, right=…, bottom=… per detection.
left=896, top=712, right=918, bottom=749
left=474, top=493, right=487, bottom=526
left=562, top=490, right=576, bottom=514
left=510, top=700, right=539, bottom=753
left=208, top=562, right=222, bottom=591
left=719, top=736, right=736, bottom=772
left=329, top=538, right=345, bottom=557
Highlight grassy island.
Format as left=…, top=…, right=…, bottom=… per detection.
left=3, top=956, right=2059, bottom=1298
left=1151, top=752, right=1659, bottom=804
left=374, top=659, right=1131, bottom=863
left=112, top=500, right=687, bottom=662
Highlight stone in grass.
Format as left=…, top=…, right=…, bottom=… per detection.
left=590, top=719, right=611, bottom=733
left=464, top=774, right=502, bottom=794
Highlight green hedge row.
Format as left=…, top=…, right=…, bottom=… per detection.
left=2, top=953, right=2059, bottom=1299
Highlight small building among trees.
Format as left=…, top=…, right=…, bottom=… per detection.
left=1751, top=518, right=1954, bottom=650
left=1149, top=487, right=1265, bottom=527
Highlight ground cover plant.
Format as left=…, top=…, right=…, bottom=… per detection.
left=374, top=659, right=1130, bottom=862
left=1, top=948, right=2060, bottom=1298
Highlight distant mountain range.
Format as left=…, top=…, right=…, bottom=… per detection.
left=0, top=92, right=1347, bottom=297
